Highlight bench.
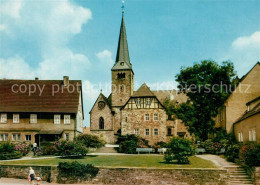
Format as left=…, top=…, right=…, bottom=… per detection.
left=136, top=148, right=154, bottom=154
left=196, top=148, right=206, bottom=154
left=216, top=148, right=225, bottom=154
left=158, top=148, right=167, bottom=154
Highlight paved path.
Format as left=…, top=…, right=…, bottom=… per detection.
left=196, top=154, right=240, bottom=169
left=0, top=178, right=95, bottom=185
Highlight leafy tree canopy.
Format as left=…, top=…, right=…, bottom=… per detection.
left=164, top=60, right=237, bottom=140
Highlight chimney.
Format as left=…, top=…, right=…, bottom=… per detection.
left=63, top=76, right=69, bottom=87
left=35, top=77, right=39, bottom=80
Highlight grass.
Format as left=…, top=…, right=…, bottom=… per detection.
left=0, top=155, right=217, bottom=169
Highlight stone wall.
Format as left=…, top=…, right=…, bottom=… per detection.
left=254, top=167, right=260, bottom=185
left=0, top=165, right=228, bottom=185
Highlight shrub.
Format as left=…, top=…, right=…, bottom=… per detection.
left=0, top=151, right=23, bottom=160
left=201, top=139, right=223, bottom=154
left=75, top=134, right=105, bottom=148
left=116, top=134, right=150, bottom=154
left=240, top=143, right=260, bottom=167
left=0, top=142, right=15, bottom=153
left=42, top=145, right=58, bottom=155
left=57, top=161, right=99, bottom=183
left=14, top=143, right=30, bottom=156
left=119, top=140, right=138, bottom=154
left=55, top=140, right=88, bottom=157
left=154, top=141, right=167, bottom=148
left=164, top=137, right=195, bottom=164
left=225, top=144, right=240, bottom=162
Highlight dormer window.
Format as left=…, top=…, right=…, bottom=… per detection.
left=120, top=62, right=124, bottom=66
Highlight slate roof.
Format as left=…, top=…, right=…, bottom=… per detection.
left=0, top=79, right=82, bottom=113
left=152, top=90, right=188, bottom=104
left=112, top=15, right=132, bottom=71
left=132, top=83, right=156, bottom=97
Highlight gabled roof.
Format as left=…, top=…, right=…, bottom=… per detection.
left=0, top=79, right=82, bottom=113
left=225, top=61, right=260, bottom=104
left=112, top=15, right=132, bottom=71
left=132, top=83, right=156, bottom=97
left=89, top=93, right=111, bottom=113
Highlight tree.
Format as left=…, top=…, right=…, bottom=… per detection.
left=165, top=60, right=237, bottom=140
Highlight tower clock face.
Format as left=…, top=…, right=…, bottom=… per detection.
left=98, top=101, right=105, bottom=110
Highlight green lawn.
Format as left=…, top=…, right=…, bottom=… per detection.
left=0, top=155, right=216, bottom=169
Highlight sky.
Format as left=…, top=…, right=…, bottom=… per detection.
left=0, top=0, right=260, bottom=126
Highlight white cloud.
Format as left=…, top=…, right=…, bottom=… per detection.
left=0, top=24, right=6, bottom=31
left=221, top=31, right=260, bottom=76
left=0, top=57, right=34, bottom=79
left=96, top=49, right=114, bottom=65
left=232, top=31, right=260, bottom=50
left=1, top=0, right=22, bottom=19
left=0, top=0, right=92, bottom=80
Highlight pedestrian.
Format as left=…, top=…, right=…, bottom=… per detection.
left=33, top=142, right=37, bottom=156
left=36, top=176, right=41, bottom=185
left=28, top=167, right=35, bottom=185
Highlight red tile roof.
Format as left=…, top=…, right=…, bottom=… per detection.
left=0, top=79, right=82, bottom=113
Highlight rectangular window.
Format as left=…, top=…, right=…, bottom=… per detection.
left=249, top=130, right=252, bottom=141
left=238, top=132, right=243, bottom=142
left=0, top=113, right=7, bottom=123
left=145, top=114, right=150, bottom=121
left=252, top=128, right=256, bottom=141
left=13, top=114, right=19, bottom=123
left=145, top=129, right=150, bottom=136
left=136, top=98, right=140, bottom=105
left=64, top=115, right=71, bottom=124
left=154, top=128, right=158, bottom=136
left=134, top=128, right=139, bottom=135
left=154, top=113, right=159, bottom=121
left=65, top=133, right=69, bottom=141
left=0, top=133, right=8, bottom=141
left=12, top=133, right=21, bottom=141
left=54, top=114, right=60, bottom=124
left=146, top=98, right=151, bottom=106
left=249, top=128, right=256, bottom=141
left=25, top=135, right=31, bottom=141
left=30, top=114, right=37, bottom=123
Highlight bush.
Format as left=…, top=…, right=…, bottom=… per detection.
left=240, top=143, right=260, bottom=167
left=55, top=140, right=88, bottom=157
left=0, top=142, right=15, bottom=153
left=42, top=145, right=58, bottom=155
left=201, top=139, right=223, bottom=154
left=75, top=134, right=105, bottom=148
left=57, top=161, right=99, bottom=183
left=116, top=134, right=150, bottom=154
left=14, top=143, right=30, bottom=156
left=225, top=144, right=240, bottom=162
left=154, top=141, right=167, bottom=148
left=164, top=137, right=195, bottom=164
left=0, top=151, right=23, bottom=160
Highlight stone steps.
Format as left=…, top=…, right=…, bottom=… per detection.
left=225, top=166, right=253, bottom=185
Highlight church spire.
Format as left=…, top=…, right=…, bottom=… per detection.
left=112, top=2, right=132, bottom=71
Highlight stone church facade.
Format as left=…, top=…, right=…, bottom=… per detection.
left=90, top=14, right=190, bottom=145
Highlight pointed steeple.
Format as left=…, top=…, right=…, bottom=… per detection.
left=112, top=13, right=132, bottom=71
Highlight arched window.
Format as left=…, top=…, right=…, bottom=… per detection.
left=99, top=117, right=104, bottom=130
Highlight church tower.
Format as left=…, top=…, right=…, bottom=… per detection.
left=111, top=13, right=134, bottom=108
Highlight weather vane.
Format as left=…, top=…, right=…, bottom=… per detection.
left=121, top=0, right=125, bottom=14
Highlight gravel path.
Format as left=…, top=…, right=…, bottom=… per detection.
left=196, top=154, right=240, bottom=169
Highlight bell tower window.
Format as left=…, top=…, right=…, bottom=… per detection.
left=99, top=117, right=104, bottom=130
left=117, top=73, right=125, bottom=79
